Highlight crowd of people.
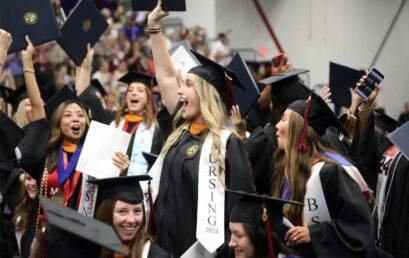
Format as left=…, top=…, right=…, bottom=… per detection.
left=1, top=0, right=408, bottom=258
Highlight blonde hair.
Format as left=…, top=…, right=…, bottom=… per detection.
left=271, top=110, right=337, bottom=225
left=114, top=84, right=156, bottom=128
left=160, top=76, right=231, bottom=183
left=13, top=98, right=30, bottom=128
left=46, top=101, right=90, bottom=171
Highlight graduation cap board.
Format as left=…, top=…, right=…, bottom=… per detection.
left=169, top=40, right=200, bottom=80
left=90, top=79, right=107, bottom=97
left=4, top=85, right=28, bottom=109
left=387, top=121, right=409, bottom=160
left=131, top=0, right=186, bottom=11
left=0, top=111, right=25, bottom=161
left=227, top=53, right=260, bottom=116
left=0, top=85, right=15, bottom=100
left=44, top=85, right=85, bottom=121
left=118, top=71, right=157, bottom=87
left=57, top=0, right=108, bottom=66
left=0, top=0, right=61, bottom=54
left=39, top=196, right=127, bottom=256
left=374, top=109, right=400, bottom=133
left=329, top=62, right=365, bottom=108
left=142, top=151, right=158, bottom=170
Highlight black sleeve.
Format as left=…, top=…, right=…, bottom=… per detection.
left=18, top=118, right=51, bottom=180
left=308, top=163, right=375, bottom=258
left=156, top=102, right=183, bottom=141
left=78, top=86, right=115, bottom=125
left=244, top=126, right=276, bottom=194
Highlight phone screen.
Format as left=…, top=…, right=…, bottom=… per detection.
left=354, top=68, right=384, bottom=101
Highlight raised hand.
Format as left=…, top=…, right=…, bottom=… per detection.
left=147, top=0, right=169, bottom=29
left=0, top=29, right=12, bottom=54
left=21, top=35, right=35, bottom=62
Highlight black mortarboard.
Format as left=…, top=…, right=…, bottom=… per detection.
left=288, top=90, right=349, bottom=139
left=0, top=85, right=15, bottom=100
left=227, top=53, right=260, bottom=116
left=88, top=175, right=151, bottom=204
left=0, top=111, right=25, bottom=161
left=4, top=85, right=28, bottom=109
left=57, top=0, right=109, bottom=66
left=90, top=79, right=107, bottom=97
left=259, top=69, right=310, bottom=108
left=142, top=152, right=158, bottom=171
left=189, top=50, right=245, bottom=109
left=40, top=196, right=127, bottom=257
left=44, top=85, right=85, bottom=121
left=374, top=109, right=400, bottom=133
left=118, top=71, right=157, bottom=87
left=0, top=0, right=61, bottom=54
left=131, top=0, right=186, bottom=11
left=329, top=62, right=365, bottom=108
left=387, top=121, right=409, bottom=160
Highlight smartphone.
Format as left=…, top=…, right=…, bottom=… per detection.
left=354, top=68, right=384, bottom=101
left=272, top=53, right=284, bottom=67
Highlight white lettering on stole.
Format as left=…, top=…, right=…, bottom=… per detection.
left=206, top=153, right=219, bottom=234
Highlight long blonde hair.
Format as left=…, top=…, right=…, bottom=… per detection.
left=13, top=98, right=30, bottom=128
left=271, top=110, right=337, bottom=225
left=46, top=101, right=90, bottom=171
left=96, top=199, right=151, bottom=258
left=160, top=76, right=231, bottom=183
left=114, top=84, right=156, bottom=128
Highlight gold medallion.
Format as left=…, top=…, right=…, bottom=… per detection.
left=82, top=20, right=91, bottom=32
left=186, top=145, right=199, bottom=157
left=23, top=12, right=38, bottom=25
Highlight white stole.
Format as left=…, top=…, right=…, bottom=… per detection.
left=142, top=240, right=151, bottom=258
left=144, top=129, right=231, bottom=257
left=77, top=175, right=98, bottom=217
left=110, top=118, right=155, bottom=176
left=303, top=162, right=331, bottom=226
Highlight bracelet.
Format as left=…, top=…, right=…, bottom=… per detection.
left=147, top=27, right=161, bottom=35
left=358, top=105, right=373, bottom=112
left=24, top=68, right=35, bottom=74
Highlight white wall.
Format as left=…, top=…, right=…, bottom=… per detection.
left=172, top=0, right=409, bottom=118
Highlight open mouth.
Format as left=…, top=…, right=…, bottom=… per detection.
left=130, top=97, right=139, bottom=104
left=71, top=125, right=81, bottom=132
left=180, top=98, right=188, bottom=107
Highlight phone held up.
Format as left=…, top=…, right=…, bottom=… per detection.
left=354, top=68, right=384, bottom=101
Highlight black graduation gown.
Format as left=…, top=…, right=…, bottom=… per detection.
left=244, top=125, right=276, bottom=195
left=350, top=115, right=409, bottom=258
left=148, top=242, right=173, bottom=258
left=298, top=163, right=375, bottom=258
left=78, top=86, right=115, bottom=125
left=154, top=107, right=256, bottom=257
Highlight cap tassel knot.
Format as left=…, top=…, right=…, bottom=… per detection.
left=298, top=97, right=312, bottom=152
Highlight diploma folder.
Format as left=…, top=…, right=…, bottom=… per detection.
left=131, top=0, right=186, bottom=11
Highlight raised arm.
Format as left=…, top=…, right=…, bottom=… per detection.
left=147, top=0, right=180, bottom=114
left=75, top=44, right=94, bottom=96
left=21, top=36, right=45, bottom=121
left=0, top=29, right=12, bottom=75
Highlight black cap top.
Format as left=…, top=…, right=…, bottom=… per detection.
left=288, top=90, right=349, bottom=137
left=189, top=50, right=245, bottom=107
left=329, top=62, right=364, bottom=108
left=4, top=85, right=28, bottom=108
left=131, top=0, right=186, bottom=11
left=0, top=111, right=25, bottom=161
left=0, top=85, right=15, bottom=100
left=44, top=85, right=85, bottom=121
left=227, top=189, right=303, bottom=234
left=387, top=121, right=409, bottom=160
left=90, top=79, right=107, bottom=97
left=118, top=71, right=157, bottom=88
left=40, top=196, right=127, bottom=257
left=142, top=152, right=158, bottom=170
left=258, top=69, right=310, bottom=107
left=374, top=109, right=400, bottom=133
left=88, top=175, right=151, bottom=204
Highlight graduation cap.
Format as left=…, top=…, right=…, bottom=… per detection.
left=0, top=85, right=15, bottom=100
left=44, top=85, right=87, bottom=121
left=118, top=71, right=157, bottom=87
left=329, top=62, right=365, bottom=108
left=0, top=0, right=61, bottom=54
left=189, top=50, right=246, bottom=110
left=0, top=111, right=25, bottom=161
left=39, top=196, right=127, bottom=258
left=57, top=0, right=109, bottom=66
left=227, top=189, right=303, bottom=258
left=131, top=0, right=186, bottom=11
left=387, top=121, right=409, bottom=160
left=90, top=79, right=107, bottom=97
left=288, top=90, right=349, bottom=151
left=374, top=109, right=400, bottom=133
left=259, top=69, right=310, bottom=108
left=88, top=175, right=151, bottom=204
left=142, top=152, right=158, bottom=171
left=4, top=85, right=28, bottom=109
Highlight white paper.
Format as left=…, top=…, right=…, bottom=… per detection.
left=170, top=45, right=200, bottom=80
left=76, top=121, right=131, bottom=178
left=282, top=217, right=295, bottom=229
